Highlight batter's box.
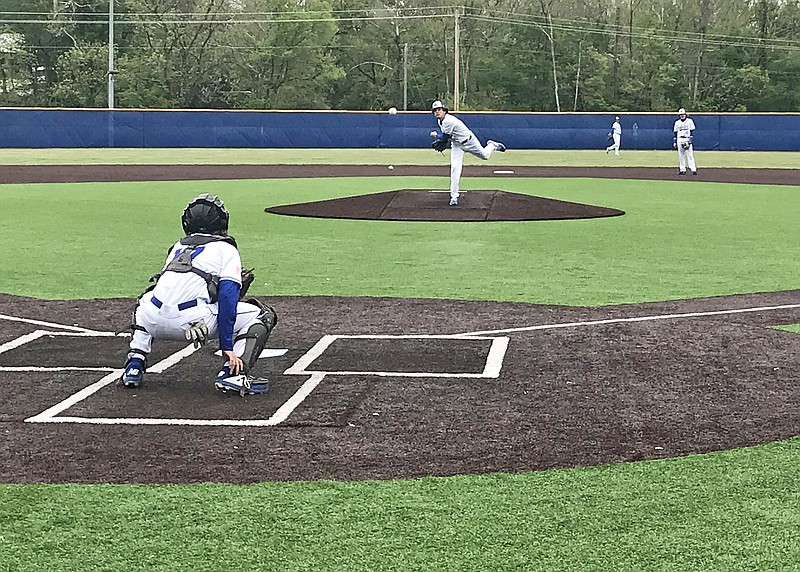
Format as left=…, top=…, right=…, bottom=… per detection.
left=0, top=329, right=181, bottom=371
left=284, top=335, right=509, bottom=378
left=0, top=330, right=121, bottom=371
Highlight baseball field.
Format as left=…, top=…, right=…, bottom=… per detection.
left=0, top=148, right=798, bottom=571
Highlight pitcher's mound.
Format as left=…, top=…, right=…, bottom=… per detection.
left=264, top=189, right=624, bottom=222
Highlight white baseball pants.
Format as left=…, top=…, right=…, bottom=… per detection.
left=129, top=293, right=262, bottom=357
left=677, top=139, right=696, bottom=172
left=606, top=134, right=620, bottom=155
left=449, top=136, right=498, bottom=199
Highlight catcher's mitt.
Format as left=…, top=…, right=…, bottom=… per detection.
left=681, top=141, right=692, bottom=150
left=240, top=268, right=255, bottom=299
left=184, top=319, right=209, bottom=348
left=431, top=134, right=451, bottom=152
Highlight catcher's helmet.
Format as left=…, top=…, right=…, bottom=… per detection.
left=431, top=100, right=449, bottom=114
left=182, top=194, right=229, bottom=235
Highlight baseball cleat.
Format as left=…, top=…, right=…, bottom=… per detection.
left=678, top=171, right=686, bottom=175
left=215, top=366, right=269, bottom=397
left=449, top=198, right=458, bottom=206
left=692, top=171, right=698, bottom=175
left=215, top=376, right=269, bottom=397
left=121, top=357, right=145, bottom=388
left=488, top=140, right=506, bottom=152
left=214, top=374, right=249, bottom=396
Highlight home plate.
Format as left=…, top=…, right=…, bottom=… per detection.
left=493, top=170, right=515, bottom=175
left=215, top=348, right=288, bottom=358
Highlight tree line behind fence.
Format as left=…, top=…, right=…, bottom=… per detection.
left=1, top=0, right=799, bottom=112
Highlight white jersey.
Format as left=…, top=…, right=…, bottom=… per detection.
left=610, top=121, right=621, bottom=135
left=439, top=113, right=475, bottom=145
left=673, top=117, right=696, bottom=139
left=151, top=236, right=242, bottom=306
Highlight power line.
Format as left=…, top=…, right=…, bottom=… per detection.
left=1, top=5, right=799, bottom=53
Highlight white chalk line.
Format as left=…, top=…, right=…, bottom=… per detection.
left=288, top=371, right=497, bottom=378
left=31, top=416, right=289, bottom=426
left=0, top=312, right=113, bottom=334
left=269, top=373, right=326, bottom=425
left=457, top=302, right=800, bottom=337
left=0, top=366, right=116, bottom=372
left=483, top=337, right=509, bottom=377
left=0, top=329, right=118, bottom=356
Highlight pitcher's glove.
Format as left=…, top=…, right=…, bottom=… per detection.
left=240, top=268, right=255, bottom=299
left=681, top=140, right=691, bottom=150
left=431, top=133, right=451, bottom=152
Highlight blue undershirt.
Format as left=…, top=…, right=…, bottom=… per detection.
left=217, top=279, right=240, bottom=351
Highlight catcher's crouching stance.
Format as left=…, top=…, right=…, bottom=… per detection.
left=121, top=193, right=278, bottom=397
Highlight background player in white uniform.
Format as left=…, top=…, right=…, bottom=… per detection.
left=429, top=100, right=506, bottom=206
left=673, top=108, right=697, bottom=175
left=606, top=116, right=621, bottom=155
left=121, top=194, right=277, bottom=396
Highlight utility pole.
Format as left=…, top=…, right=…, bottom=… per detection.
left=107, top=0, right=115, bottom=109
left=453, top=8, right=460, bottom=111
left=403, top=43, right=408, bottom=111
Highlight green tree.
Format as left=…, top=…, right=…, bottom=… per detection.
left=50, top=43, right=108, bottom=106
left=226, top=0, right=343, bottom=109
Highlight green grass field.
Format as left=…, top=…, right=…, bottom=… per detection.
left=0, top=150, right=798, bottom=571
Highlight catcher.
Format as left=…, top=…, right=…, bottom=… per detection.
left=120, top=193, right=277, bottom=396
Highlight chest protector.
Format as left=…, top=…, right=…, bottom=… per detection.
left=150, top=234, right=238, bottom=303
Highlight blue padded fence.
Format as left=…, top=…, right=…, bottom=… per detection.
left=1, top=108, right=799, bottom=151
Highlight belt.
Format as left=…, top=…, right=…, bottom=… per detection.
left=151, top=296, right=198, bottom=311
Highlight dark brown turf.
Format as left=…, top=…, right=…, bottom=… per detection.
left=1, top=164, right=800, bottom=185
left=1, top=291, right=799, bottom=484
left=265, top=189, right=625, bottom=222
left=0, top=163, right=798, bottom=484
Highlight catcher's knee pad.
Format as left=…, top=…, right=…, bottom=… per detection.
left=236, top=322, right=270, bottom=372
left=243, top=298, right=278, bottom=332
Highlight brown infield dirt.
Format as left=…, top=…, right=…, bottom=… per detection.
left=0, top=164, right=798, bottom=484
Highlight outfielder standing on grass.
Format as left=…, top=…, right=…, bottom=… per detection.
left=429, top=100, right=506, bottom=206
left=673, top=108, right=698, bottom=175
left=120, top=193, right=277, bottom=397
left=606, top=116, right=621, bottom=155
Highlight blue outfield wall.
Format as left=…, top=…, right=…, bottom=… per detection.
left=1, top=108, right=799, bottom=151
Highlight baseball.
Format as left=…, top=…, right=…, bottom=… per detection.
left=388, top=165, right=394, bottom=170
left=388, top=107, right=397, bottom=115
